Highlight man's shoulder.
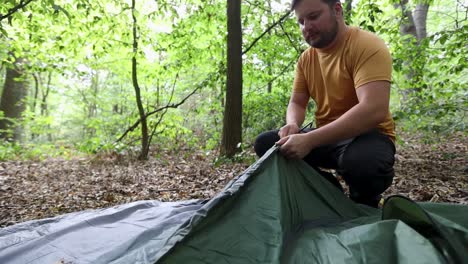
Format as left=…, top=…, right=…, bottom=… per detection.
left=348, top=27, right=387, bottom=49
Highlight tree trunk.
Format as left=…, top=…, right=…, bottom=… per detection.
left=0, top=58, right=28, bottom=142
left=267, top=0, right=273, bottom=93
left=397, top=0, right=417, bottom=39
left=413, top=3, right=429, bottom=42
left=41, top=72, right=52, bottom=141
left=89, top=72, right=98, bottom=119
left=221, top=0, right=242, bottom=157
left=31, top=73, right=39, bottom=139
left=32, top=73, right=39, bottom=115
left=131, top=0, right=149, bottom=160
left=40, top=72, right=51, bottom=117
left=395, top=0, right=422, bottom=98
left=395, top=0, right=430, bottom=101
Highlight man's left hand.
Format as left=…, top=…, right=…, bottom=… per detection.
left=276, top=134, right=314, bottom=160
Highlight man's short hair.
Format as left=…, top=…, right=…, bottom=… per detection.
left=291, top=0, right=340, bottom=10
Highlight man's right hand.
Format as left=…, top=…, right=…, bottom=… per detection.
left=278, top=123, right=300, bottom=138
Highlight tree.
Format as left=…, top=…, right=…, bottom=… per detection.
left=129, top=0, right=150, bottom=160
left=0, top=57, right=28, bottom=141
left=221, top=0, right=243, bottom=157
left=413, top=1, right=430, bottom=42
left=395, top=0, right=430, bottom=97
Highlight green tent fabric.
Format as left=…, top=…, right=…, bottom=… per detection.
left=157, top=147, right=468, bottom=263
left=1, top=146, right=466, bottom=263
left=382, top=195, right=468, bottom=263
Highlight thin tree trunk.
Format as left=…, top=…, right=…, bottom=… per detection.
left=0, top=58, right=28, bottom=142
left=220, top=50, right=225, bottom=108
left=32, top=73, right=39, bottom=115
left=395, top=0, right=418, bottom=99
left=397, top=0, right=417, bottom=38
left=112, top=77, right=123, bottom=114
left=89, top=72, right=99, bottom=119
left=156, top=78, right=160, bottom=107
left=413, top=3, right=429, bottom=41
left=40, top=72, right=51, bottom=117
left=131, top=0, right=149, bottom=160
left=395, top=0, right=429, bottom=99
left=221, top=0, right=242, bottom=157
left=267, top=67, right=273, bottom=93
left=31, top=73, right=40, bottom=139
left=41, top=72, right=52, bottom=141
left=267, top=0, right=273, bottom=93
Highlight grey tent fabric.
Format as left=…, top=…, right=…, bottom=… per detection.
left=0, top=147, right=467, bottom=264
left=0, top=200, right=206, bottom=263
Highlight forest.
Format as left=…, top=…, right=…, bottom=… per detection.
left=0, top=0, right=466, bottom=227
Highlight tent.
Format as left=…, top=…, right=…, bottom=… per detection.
left=0, top=147, right=467, bottom=263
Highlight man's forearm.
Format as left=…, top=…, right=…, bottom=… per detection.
left=305, top=102, right=386, bottom=148
left=286, top=102, right=307, bottom=127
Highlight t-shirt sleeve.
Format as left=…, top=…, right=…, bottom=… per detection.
left=293, top=54, right=308, bottom=93
left=353, top=36, right=392, bottom=89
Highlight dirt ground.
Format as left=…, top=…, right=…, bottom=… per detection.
left=0, top=131, right=466, bottom=228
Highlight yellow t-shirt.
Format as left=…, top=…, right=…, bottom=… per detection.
left=293, top=26, right=395, bottom=141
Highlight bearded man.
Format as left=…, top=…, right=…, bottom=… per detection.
left=254, top=0, right=396, bottom=208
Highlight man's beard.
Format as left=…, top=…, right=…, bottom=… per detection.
left=306, top=19, right=339, bottom=49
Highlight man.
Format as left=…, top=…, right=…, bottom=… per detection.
left=254, top=0, right=396, bottom=208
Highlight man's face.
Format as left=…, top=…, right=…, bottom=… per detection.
left=294, top=0, right=339, bottom=48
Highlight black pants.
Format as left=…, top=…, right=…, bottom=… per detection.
left=254, top=129, right=395, bottom=207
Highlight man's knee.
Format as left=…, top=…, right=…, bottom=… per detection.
left=342, top=163, right=394, bottom=197
left=340, top=142, right=395, bottom=196
left=254, top=130, right=280, bottom=157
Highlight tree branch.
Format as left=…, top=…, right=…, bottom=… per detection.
left=147, top=72, right=179, bottom=146
left=0, top=0, right=35, bottom=21
left=279, top=21, right=301, bottom=54
left=242, top=10, right=292, bottom=55
left=257, top=59, right=296, bottom=92
left=243, top=0, right=271, bottom=13
left=116, top=79, right=203, bottom=143
left=148, top=107, right=168, bottom=147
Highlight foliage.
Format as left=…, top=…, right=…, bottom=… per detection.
left=354, top=0, right=467, bottom=136
left=0, top=0, right=466, bottom=160
left=243, top=91, right=289, bottom=144
left=393, top=10, right=467, bottom=134
left=0, top=140, right=80, bottom=161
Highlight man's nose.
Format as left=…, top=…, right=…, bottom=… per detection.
left=303, top=19, right=316, bottom=31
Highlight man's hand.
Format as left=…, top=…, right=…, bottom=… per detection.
left=276, top=133, right=313, bottom=160
left=278, top=123, right=300, bottom=138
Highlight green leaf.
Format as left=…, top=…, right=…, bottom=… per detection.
left=438, top=34, right=448, bottom=45
left=0, top=27, right=8, bottom=37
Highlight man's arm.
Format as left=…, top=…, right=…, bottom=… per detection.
left=278, top=91, right=310, bottom=138
left=277, top=80, right=390, bottom=159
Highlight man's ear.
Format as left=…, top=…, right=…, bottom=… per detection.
left=332, top=2, right=343, bottom=17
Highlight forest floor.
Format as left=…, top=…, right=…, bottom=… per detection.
left=0, top=131, right=467, bottom=228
